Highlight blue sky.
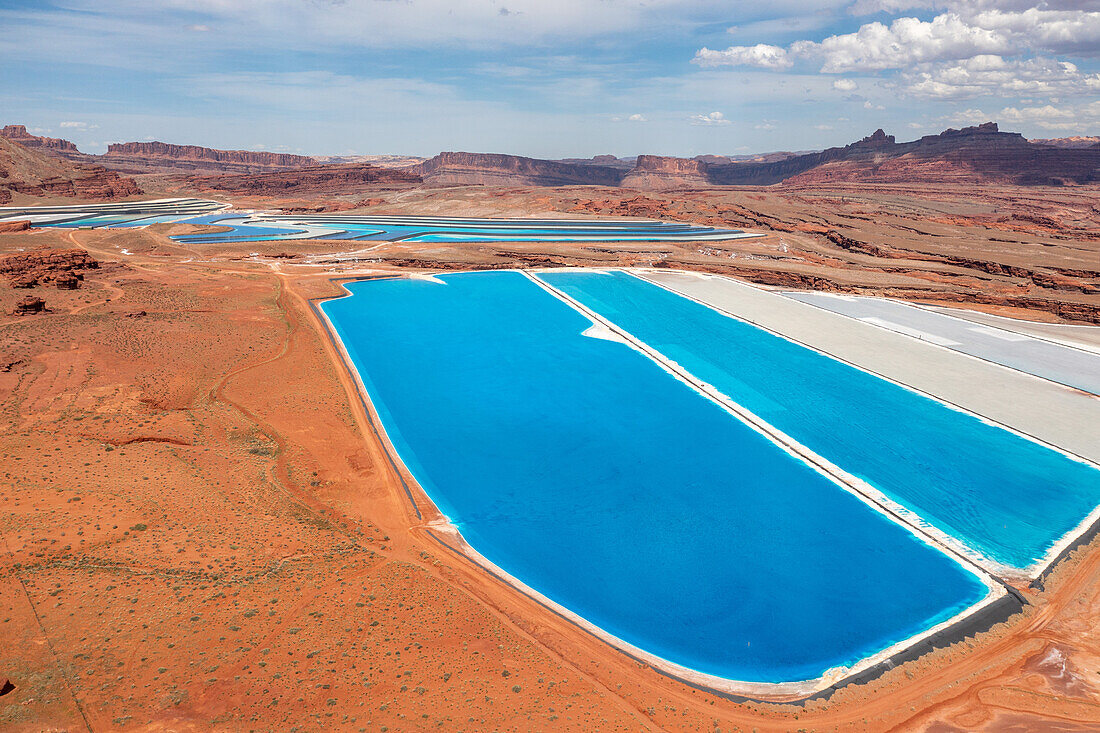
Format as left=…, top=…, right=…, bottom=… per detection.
left=1, top=0, right=1098, bottom=157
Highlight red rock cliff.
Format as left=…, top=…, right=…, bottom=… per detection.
left=103, top=142, right=316, bottom=174
left=105, top=141, right=313, bottom=167
left=1, top=125, right=81, bottom=155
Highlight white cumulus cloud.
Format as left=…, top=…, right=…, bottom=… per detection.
left=692, top=44, right=793, bottom=70
left=689, top=111, right=732, bottom=125
left=833, top=78, right=858, bottom=90
left=793, top=13, right=1012, bottom=73
left=953, top=99, right=1100, bottom=130
left=906, top=55, right=1100, bottom=98
left=699, top=5, right=1100, bottom=74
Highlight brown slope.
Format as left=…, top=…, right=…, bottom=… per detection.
left=0, top=136, right=141, bottom=205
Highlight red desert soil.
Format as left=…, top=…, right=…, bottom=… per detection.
left=1, top=180, right=1099, bottom=731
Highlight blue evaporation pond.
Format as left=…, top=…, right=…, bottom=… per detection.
left=322, top=271, right=987, bottom=683
left=176, top=214, right=239, bottom=226
left=169, top=217, right=743, bottom=244
left=106, top=215, right=202, bottom=228
left=37, top=215, right=131, bottom=227
left=539, top=271, right=1100, bottom=570
left=404, top=229, right=731, bottom=242
left=171, top=218, right=312, bottom=244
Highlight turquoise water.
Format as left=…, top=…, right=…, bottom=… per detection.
left=171, top=216, right=749, bottom=245
left=3, top=201, right=750, bottom=244
left=539, top=270, right=1100, bottom=570
left=322, top=271, right=988, bottom=684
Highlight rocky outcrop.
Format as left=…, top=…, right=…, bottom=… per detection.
left=0, top=247, right=98, bottom=288
left=570, top=194, right=677, bottom=218
left=413, top=152, right=626, bottom=187
left=0, top=220, right=31, bottom=234
left=0, top=125, right=81, bottom=157
left=186, top=162, right=420, bottom=195
left=53, top=273, right=81, bottom=290
left=620, top=155, right=709, bottom=189
left=12, top=295, right=46, bottom=315
left=103, top=142, right=316, bottom=174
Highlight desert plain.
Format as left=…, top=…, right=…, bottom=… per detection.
left=0, top=169, right=1099, bottom=733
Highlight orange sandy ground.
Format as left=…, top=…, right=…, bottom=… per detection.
left=1, top=187, right=1099, bottom=731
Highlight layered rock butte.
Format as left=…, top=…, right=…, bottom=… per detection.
left=0, top=125, right=81, bottom=157
left=0, top=135, right=141, bottom=204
